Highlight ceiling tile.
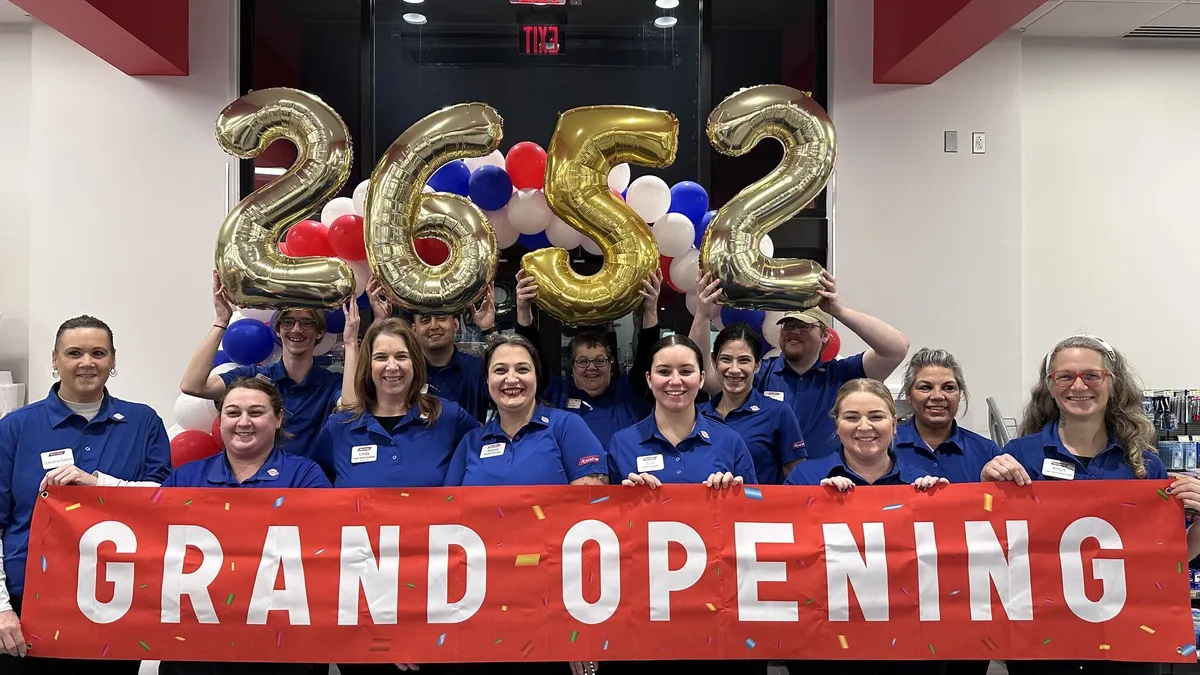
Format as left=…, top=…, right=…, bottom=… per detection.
left=1149, top=2, right=1200, bottom=23
left=1021, top=0, right=1180, bottom=36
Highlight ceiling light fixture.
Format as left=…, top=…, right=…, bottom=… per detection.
left=655, top=0, right=680, bottom=8
left=403, top=12, right=427, bottom=25
left=654, top=16, right=678, bottom=28
left=403, top=0, right=424, bottom=3
left=254, top=167, right=286, bottom=176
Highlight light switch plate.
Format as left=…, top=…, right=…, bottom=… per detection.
left=972, top=132, right=986, bottom=154
left=944, top=131, right=958, bottom=153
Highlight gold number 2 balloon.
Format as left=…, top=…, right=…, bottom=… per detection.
left=523, top=106, right=678, bottom=325
left=366, top=103, right=503, bottom=314
left=699, top=85, right=836, bottom=311
left=214, top=88, right=356, bottom=309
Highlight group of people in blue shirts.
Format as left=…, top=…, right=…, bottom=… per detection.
left=2, top=264, right=1199, bottom=675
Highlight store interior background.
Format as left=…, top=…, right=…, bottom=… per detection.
left=0, top=0, right=1198, bottom=438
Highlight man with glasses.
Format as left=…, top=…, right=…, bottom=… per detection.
left=181, top=274, right=347, bottom=473
left=756, top=270, right=910, bottom=459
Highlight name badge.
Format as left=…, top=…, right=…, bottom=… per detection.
left=1042, top=458, right=1076, bottom=481
left=351, top=444, right=378, bottom=464
left=566, top=398, right=582, bottom=410
left=41, top=448, right=75, bottom=471
left=480, top=442, right=506, bottom=459
left=636, top=454, right=664, bottom=473
left=764, top=391, right=785, bottom=402
left=749, top=405, right=760, bottom=412
left=420, top=384, right=429, bottom=394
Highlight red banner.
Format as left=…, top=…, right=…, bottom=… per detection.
left=21, top=481, right=1195, bottom=664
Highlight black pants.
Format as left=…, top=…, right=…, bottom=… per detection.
left=0, top=595, right=141, bottom=675
left=945, top=661, right=991, bottom=675
left=785, top=659, right=948, bottom=675
left=339, top=665, right=458, bottom=675
left=1005, top=661, right=1160, bottom=675
left=602, top=660, right=768, bottom=674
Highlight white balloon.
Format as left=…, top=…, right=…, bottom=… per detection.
left=352, top=180, right=371, bottom=216
left=653, top=213, right=695, bottom=258
left=685, top=291, right=698, bottom=316
left=261, top=343, right=283, bottom=365
left=480, top=149, right=506, bottom=170
left=625, top=175, right=671, bottom=224
left=760, top=234, right=775, bottom=258
left=506, top=189, right=552, bottom=235
left=167, top=423, right=185, bottom=441
left=762, top=311, right=786, bottom=348
left=607, top=163, right=631, bottom=193
left=764, top=347, right=782, bottom=359
left=237, top=308, right=274, bottom=323
left=228, top=310, right=246, bottom=326
left=422, top=184, right=434, bottom=194
left=313, top=332, right=338, bottom=357
left=210, top=362, right=240, bottom=378
left=581, top=236, right=602, bottom=256
left=669, top=249, right=700, bottom=293
left=485, top=208, right=520, bottom=249
left=545, top=215, right=582, bottom=250
left=174, top=393, right=217, bottom=432
left=321, top=197, right=356, bottom=225
left=348, top=260, right=371, bottom=297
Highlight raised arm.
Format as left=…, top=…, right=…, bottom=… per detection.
left=180, top=271, right=237, bottom=400
left=628, top=271, right=663, bottom=400
left=817, top=270, right=909, bottom=381
left=688, top=272, right=723, bottom=396
left=339, top=299, right=362, bottom=408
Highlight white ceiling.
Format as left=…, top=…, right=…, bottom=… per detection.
left=1017, top=0, right=1200, bottom=37
left=0, top=0, right=30, bottom=23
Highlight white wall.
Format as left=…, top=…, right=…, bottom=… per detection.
left=1022, top=37, right=1200, bottom=392
left=0, top=24, right=31, bottom=390
left=829, top=0, right=1026, bottom=433
left=25, top=0, right=238, bottom=420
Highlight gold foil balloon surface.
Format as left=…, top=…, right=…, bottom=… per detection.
left=522, top=106, right=678, bottom=325
left=214, top=88, right=355, bottom=309
left=699, top=85, right=836, bottom=311
left=366, top=103, right=503, bottom=314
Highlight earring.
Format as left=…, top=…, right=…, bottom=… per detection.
left=51, top=368, right=59, bottom=379
left=110, top=367, right=118, bottom=377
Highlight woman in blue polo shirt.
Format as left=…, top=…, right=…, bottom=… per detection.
left=980, top=335, right=1200, bottom=675
left=0, top=315, right=171, bottom=671
left=158, top=377, right=327, bottom=675
left=689, top=320, right=806, bottom=484
left=513, top=269, right=659, bottom=446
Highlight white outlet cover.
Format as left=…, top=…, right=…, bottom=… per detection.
left=972, top=132, right=986, bottom=154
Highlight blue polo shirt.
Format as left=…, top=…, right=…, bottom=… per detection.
left=426, top=348, right=489, bottom=423
left=754, top=353, right=866, bottom=460
left=893, top=420, right=1001, bottom=484
left=699, top=389, right=806, bottom=485
left=784, top=448, right=927, bottom=486
left=543, top=375, right=651, bottom=448
left=1001, top=422, right=1167, bottom=481
left=220, top=361, right=341, bottom=468
left=161, top=447, right=330, bottom=488
left=445, top=405, right=606, bottom=486
left=607, top=412, right=759, bottom=485
left=317, top=399, right=479, bottom=488
left=0, top=386, right=172, bottom=597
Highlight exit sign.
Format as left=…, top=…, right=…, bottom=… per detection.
left=519, top=24, right=563, bottom=55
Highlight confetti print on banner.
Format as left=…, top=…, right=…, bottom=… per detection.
left=139, top=640, right=150, bottom=652
left=983, top=493, right=993, bottom=512
left=744, top=487, right=763, bottom=501
left=1158, top=488, right=1171, bottom=501
left=1140, top=625, right=1156, bottom=634
left=150, top=488, right=164, bottom=504
left=1042, top=638, right=1053, bottom=646
left=101, top=644, right=109, bottom=657
left=1179, top=644, right=1197, bottom=657
left=183, top=499, right=193, bottom=507
left=1155, top=581, right=1163, bottom=590
left=53, top=630, right=59, bottom=641
left=64, top=503, right=81, bottom=512
left=570, top=631, right=579, bottom=643
left=40, top=555, right=46, bottom=572
left=928, top=644, right=936, bottom=655
left=273, top=496, right=285, bottom=509
left=881, top=504, right=903, bottom=512
left=515, top=553, right=541, bottom=567
left=891, top=638, right=897, bottom=648
left=744, top=638, right=756, bottom=650
left=705, top=603, right=717, bottom=612
left=661, top=498, right=672, bottom=505
left=837, top=635, right=848, bottom=650
left=497, top=508, right=504, bottom=519
left=532, top=505, right=546, bottom=520
left=520, top=640, right=535, bottom=657
left=1099, top=644, right=1111, bottom=651
left=437, top=634, right=447, bottom=647
left=590, top=495, right=609, bottom=504
left=980, top=637, right=998, bottom=652
left=174, top=636, right=186, bottom=642
left=97, top=496, right=105, bottom=507
left=225, top=594, right=235, bottom=606
left=224, top=502, right=229, bottom=511
left=805, top=496, right=815, bottom=508
left=603, top=640, right=609, bottom=651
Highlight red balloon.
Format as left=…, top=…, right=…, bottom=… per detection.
left=415, top=238, right=450, bottom=265
left=328, top=214, right=367, bottom=262
left=278, top=239, right=291, bottom=257
left=171, top=430, right=220, bottom=468
left=821, top=327, right=841, bottom=362
left=286, top=220, right=335, bottom=257
left=612, top=188, right=624, bottom=200
left=505, top=141, right=548, bottom=190
left=210, top=416, right=225, bottom=451
left=660, top=255, right=682, bottom=294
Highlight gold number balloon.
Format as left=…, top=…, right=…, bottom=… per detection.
left=366, top=103, right=503, bottom=314
left=214, top=88, right=355, bottom=309
left=699, top=85, right=836, bottom=311
left=522, top=106, right=678, bottom=325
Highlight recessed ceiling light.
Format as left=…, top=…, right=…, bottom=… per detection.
left=654, top=16, right=678, bottom=28
left=403, top=0, right=424, bottom=3
left=656, top=0, right=680, bottom=8
left=403, top=12, right=427, bottom=25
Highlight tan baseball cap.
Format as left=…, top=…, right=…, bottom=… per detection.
left=776, top=307, right=831, bottom=328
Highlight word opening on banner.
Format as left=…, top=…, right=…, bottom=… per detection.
left=21, top=482, right=1195, bottom=664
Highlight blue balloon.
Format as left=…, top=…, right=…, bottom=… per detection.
left=213, top=350, right=233, bottom=368
left=468, top=165, right=514, bottom=211
left=694, top=210, right=716, bottom=249
left=518, top=230, right=551, bottom=251
left=222, top=319, right=275, bottom=365
left=427, top=160, right=471, bottom=196
left=720, top=307, right=766, bottom=332
left=669, top=181, right=709, bottom=224
left=356, top=291, right=371, bottom=310
left=324, top=308, right=346, bottom=335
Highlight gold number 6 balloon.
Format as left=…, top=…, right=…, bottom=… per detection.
left=522, top=106, right=678, bottom=325
left=365, top=103, right=504, bottom=314
left=699, top=85, right=836, bottom=310
left=214, top=88, right=356, bottom=309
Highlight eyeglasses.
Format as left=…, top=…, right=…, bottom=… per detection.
left=1049, top=369, right=1112, bottom=388
left=573, top=357, right=611, bottom=370
left=278, top=318, right=317, bottom=330
left=779, top=321, right=819, bottom=334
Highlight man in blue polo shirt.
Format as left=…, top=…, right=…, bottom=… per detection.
left=754, top=271, right=909, bottom=459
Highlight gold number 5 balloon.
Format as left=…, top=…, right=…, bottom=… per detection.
left=214, top=88, right=356, bottom=309
left=699, top=85, right=836, bottom=311
left=366, top=103, right=504, bottom=314
left=522, top=106, right=678, bottom=325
